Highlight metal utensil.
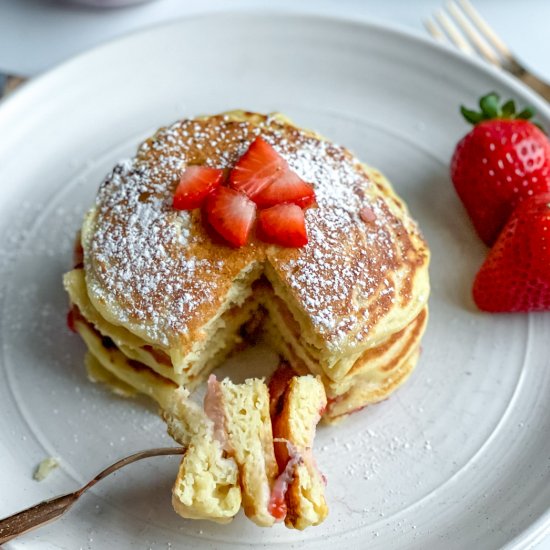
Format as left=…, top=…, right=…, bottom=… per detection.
left=0, top=446, right=185, bottom=544
left=425, top=0, right=550, bottom=101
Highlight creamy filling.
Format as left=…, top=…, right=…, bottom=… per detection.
left=203, top=374, right=230, bottom=452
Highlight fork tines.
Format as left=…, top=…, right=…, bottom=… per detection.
left=425, top=0, right=518, bottom=72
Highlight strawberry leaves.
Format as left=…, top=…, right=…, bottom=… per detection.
left=460, top=92, right=542, bottom=130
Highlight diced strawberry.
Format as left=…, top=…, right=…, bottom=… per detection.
left=257, top=204, right=308, bottom=248
left=229, top=137, right=315, bottom=207
left=204, top=187, right=256, bottom=248
left=173, top=166, right=224, bottom=210
left=253, top=171, right=315, bottom=209
left=229, top=137, right=286, bottom=198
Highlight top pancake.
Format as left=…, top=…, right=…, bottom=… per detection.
left=82, top=111, right=429, bottom=368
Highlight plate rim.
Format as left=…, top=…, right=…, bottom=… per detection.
left=2, top=10, right=550, bottom=124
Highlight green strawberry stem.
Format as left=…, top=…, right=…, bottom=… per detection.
left=460, top=92, right=542, bottom=130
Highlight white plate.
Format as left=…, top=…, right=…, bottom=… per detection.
left=1, top=13, right=549, bottom=550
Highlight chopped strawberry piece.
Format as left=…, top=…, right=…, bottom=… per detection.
left=204, top=187, right=256, bottom=248
left=258, top=204, right=308, bottom=248
left=229, top=137, right=315, bottom=207
left=473, top=193, right=550, bottom=312
left=254, top=170, right=315, bottom=209
left=229, top=137, right=286, bottom=198
left=173, top=166, right=224, bottom=210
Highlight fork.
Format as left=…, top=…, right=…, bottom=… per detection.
left=425, top=0, right=550, bottom=102
left=0, top=446, right=185, bottom=544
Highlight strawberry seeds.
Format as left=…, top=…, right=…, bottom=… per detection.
left=451, top=92, right=550, bottom=312
left=173, top=136, right=315, bottom=248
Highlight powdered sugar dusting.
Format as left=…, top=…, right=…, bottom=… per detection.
left=263, top=123, right=428, bottom=347
left=84, top=113, right=428, bottom=349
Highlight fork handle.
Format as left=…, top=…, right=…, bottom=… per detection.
left=0, top=491, right=80, bottom=544
left=519, top=71, right=550, bottom=103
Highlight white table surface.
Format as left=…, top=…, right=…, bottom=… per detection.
left=1, top=1, right=550, bottom=549
left=1, top=0, right=550, bottom=79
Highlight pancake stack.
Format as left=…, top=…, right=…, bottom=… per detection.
left=64, top=110, right=430, bottom=424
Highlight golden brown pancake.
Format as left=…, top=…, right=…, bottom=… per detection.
left=72, top=112, right=429, bottom=396
left=66, top=110, right=430, bottom=424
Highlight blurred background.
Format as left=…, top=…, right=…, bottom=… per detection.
left=1, top=0, right=550, bottom=79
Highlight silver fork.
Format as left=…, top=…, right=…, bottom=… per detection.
left=0, top=446, right=185, bottom=544
left=425, top=0, right=550, bottom=102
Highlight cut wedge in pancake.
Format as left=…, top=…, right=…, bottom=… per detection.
left=70, top=281, right=427, bottom=426
left=64, top=268, right=258, bottom=390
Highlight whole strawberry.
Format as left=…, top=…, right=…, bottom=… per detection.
left=451, top=92, right=550, bottom=246
left=473, top=193, right=550, bottom=312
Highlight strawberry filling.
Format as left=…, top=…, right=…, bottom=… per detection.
left=268, top=441, right=302, bottom=521
left=203, top=374, right=230, bottom=450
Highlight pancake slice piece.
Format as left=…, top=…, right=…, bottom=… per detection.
left=163, top=388, right=242, bottom=524
left=269, top=366, right=328, bottom=529
left=215, top=376, right=279, bottom=527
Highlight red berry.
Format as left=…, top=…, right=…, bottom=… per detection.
left=229, top=137, right=315, bottom=207
left=173, top=166, right=223, bottom=210
left=229, top=137, right=286, bottom=198
left=257, top=204, right=308, bottom=248
left=473, top=193, right=550, bottom=312
left=451, top=106, right=550, bottom=246
left=254, top=170, right=315, bottom=209
left=204, top=187, right=256, bottom=248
